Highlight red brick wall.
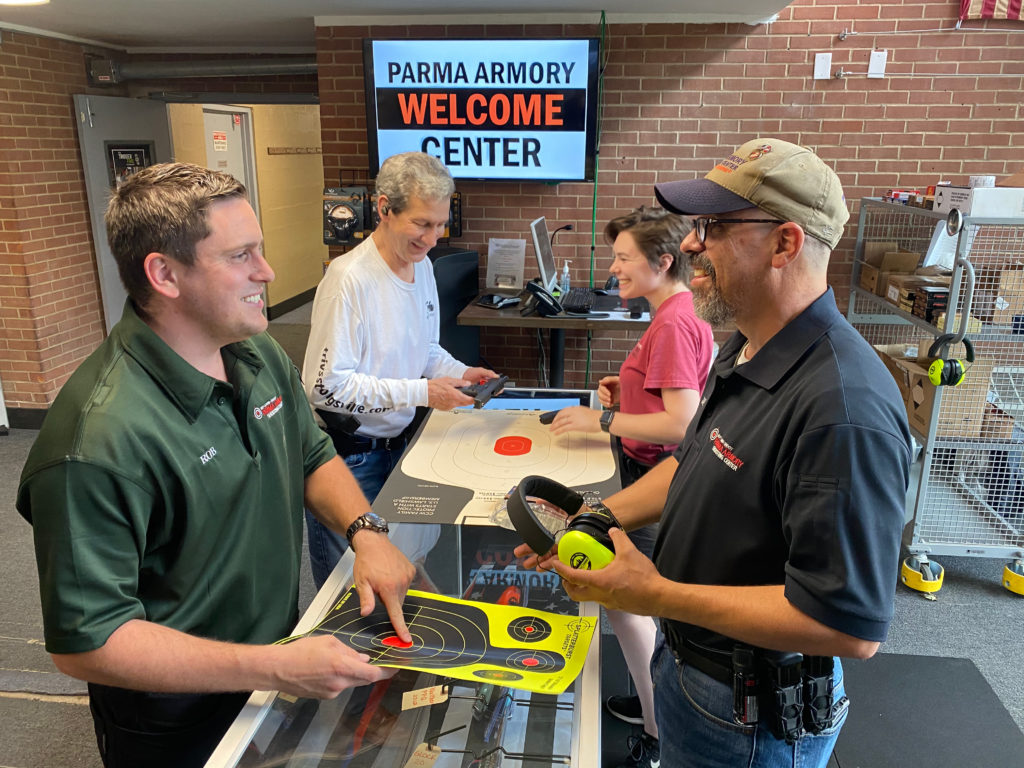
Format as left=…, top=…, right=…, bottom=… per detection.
left=0, top=31, right=111, bottom=411
left=0, top=32, right=317, bottom=415
left=317, top=1, right=1024, bottom=388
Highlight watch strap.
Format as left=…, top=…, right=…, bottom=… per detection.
left=345, top=513, right=388, bottom=543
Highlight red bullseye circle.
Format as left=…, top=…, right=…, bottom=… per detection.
left=524, top=626, right=535, bottom=633
left=495, top=436, right=532, bottom=456
left=382, top=635, right=413, bottom=649
left=522, top=657, right=539, bottom=667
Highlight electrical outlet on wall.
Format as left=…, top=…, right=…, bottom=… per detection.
left=814, top=53, right=832, bottom=80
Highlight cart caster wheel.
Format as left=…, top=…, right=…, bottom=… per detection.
left=1003, top=561, right=1024, bottom=596
left=901, top=556, right=943, bottom=593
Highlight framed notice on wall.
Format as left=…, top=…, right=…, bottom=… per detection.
left=105, top=142, right=155, bottom=189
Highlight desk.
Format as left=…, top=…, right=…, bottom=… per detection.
left=457, top=299, right=651, bottom=387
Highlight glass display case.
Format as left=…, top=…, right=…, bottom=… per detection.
left=206, top=520, right=600, bottom=767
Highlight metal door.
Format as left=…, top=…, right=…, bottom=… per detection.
left=202, top=106, right=259, bottom=216
left=73, top=94, right=172, bottom=332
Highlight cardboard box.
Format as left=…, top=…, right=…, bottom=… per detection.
left=885, top=274, right=933, bottom=307
left=859, top=262, right=890, bottom=295
left=932, top=185, right=972, bottom=213
left=992, top=266, right=1024, bottom=325
left=859, top=249, right=921, bottom=295
left=933, top=185, right=1024, bottom=217
left=981, top=403, right=1019, bottom=441
left=964, top=187, right=1024, bottom=218
left=861, top=241, right=899, bottom=267
left=913, top=285, right=949, bottom=324
left=998, top=170, right=1024, bottom=188
left=874, top=344, right=993, bottom=437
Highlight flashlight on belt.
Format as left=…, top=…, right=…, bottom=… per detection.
left=732, top=646, right=759, bottom=725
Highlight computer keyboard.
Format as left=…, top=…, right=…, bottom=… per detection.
left=560, top=286, right=594, bottom=313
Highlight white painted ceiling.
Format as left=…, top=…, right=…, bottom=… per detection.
left=0, top=1, right=792, bottom=53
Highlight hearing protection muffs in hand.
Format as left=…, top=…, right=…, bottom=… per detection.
left=507, top=475, right=622, bottom=570
left=927, top=334, right=975, bottom=387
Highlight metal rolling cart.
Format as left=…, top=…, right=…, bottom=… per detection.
left=847, top=197, right=1024, bottom=596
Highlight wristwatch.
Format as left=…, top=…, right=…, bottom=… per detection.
left=345, top=512, right=389, bottom=544
left=599, top=409, right=615, bottom=433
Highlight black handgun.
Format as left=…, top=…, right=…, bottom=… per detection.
left=315, top=408, right=361, bottom=436
left=539, top=409, right=560, bottom=425
left=460, top=374, right=509, bottom=408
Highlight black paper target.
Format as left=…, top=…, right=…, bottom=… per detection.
left=508, top=616, right=552, bottom=643
left=504, top=649, right=564, bottom=673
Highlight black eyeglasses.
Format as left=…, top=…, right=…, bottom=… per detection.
left=692, top=217, right=785, bottom=244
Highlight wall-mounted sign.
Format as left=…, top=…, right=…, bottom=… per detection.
left=212, top=131, right=228, bottom=152
left=105, top=142, right=154, bottom=189
left=363, top=38, right=599, bottom=182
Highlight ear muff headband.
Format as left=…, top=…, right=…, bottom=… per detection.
left=508, top=476, right=623, bottom=570
left=507, top=475, right=585, bottom=556
left=927, top=334, right=975, bottom=386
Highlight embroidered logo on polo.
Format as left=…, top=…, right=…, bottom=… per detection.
left=253, top=394, right=283, bottom=420
left=200, top=446, right=217, bottom=465
left=709, top=427, right=744, bottom=471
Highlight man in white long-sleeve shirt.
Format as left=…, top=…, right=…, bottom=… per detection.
left=302, top=152, right=496, bottom=587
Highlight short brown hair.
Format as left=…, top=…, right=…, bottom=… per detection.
left=104, top=162, right=247, bottom=309
left=604, top=206, right=691, bottom=282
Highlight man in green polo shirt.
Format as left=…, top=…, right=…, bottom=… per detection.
left=17, top=162, right=415, bottom=768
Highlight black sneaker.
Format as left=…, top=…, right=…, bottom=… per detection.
left=605, top=694, right=645, bottom=725
left=619, top=732, right=660, bottom=768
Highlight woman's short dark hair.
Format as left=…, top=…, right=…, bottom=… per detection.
left=604, top=206, right=691, bottom=282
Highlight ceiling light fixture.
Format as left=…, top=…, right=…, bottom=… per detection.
left=0, top=0, right=51, bottom=5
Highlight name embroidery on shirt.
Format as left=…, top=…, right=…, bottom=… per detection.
left=254, top=394, right=284, bottom=420
left=200, top=446, right=217, bottom=465
left=709, top=427, right=744, bottom=471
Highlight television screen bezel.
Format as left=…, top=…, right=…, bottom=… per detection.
left=363, top=37, right=600, bottom=183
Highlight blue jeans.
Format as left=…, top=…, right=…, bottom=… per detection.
left=651, top=637, right=848, bottom=768
left=305, top=444, right=405, bottom=589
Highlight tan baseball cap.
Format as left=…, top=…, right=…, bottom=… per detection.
left=654, top=138, right=849, bottom=249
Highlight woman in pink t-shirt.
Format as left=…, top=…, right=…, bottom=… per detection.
left=549, top=206, right=714, bottom=764
left=551, top=206, right=714, bottom=475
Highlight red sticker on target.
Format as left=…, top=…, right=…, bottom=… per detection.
left=494, top=436, right=532, bottom=456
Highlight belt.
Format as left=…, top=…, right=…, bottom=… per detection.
left=662, top=622, right=733, bottom=685
left=333, top=432, right=407, bottom=457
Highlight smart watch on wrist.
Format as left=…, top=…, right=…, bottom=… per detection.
left=599, top=409, right=615, bottom=433
left=345, top=512, right=389, bottom=544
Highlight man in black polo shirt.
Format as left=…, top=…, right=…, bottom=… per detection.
left=519, top=138, right=911, bottom=768
left=18, top=163, right=415, bottom=768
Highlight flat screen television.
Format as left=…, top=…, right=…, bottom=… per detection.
left=363, top=38, right=600, bottom=182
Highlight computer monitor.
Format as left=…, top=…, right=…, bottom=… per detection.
left=530, top=216, right=560, bottom=294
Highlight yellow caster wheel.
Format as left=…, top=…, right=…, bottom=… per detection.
left=901, top=556, right=944, bottom=593
left=1003, top=560, right=1024, bottom=596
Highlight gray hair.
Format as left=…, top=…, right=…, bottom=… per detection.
left=376, top=152, right=454, bottom=213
